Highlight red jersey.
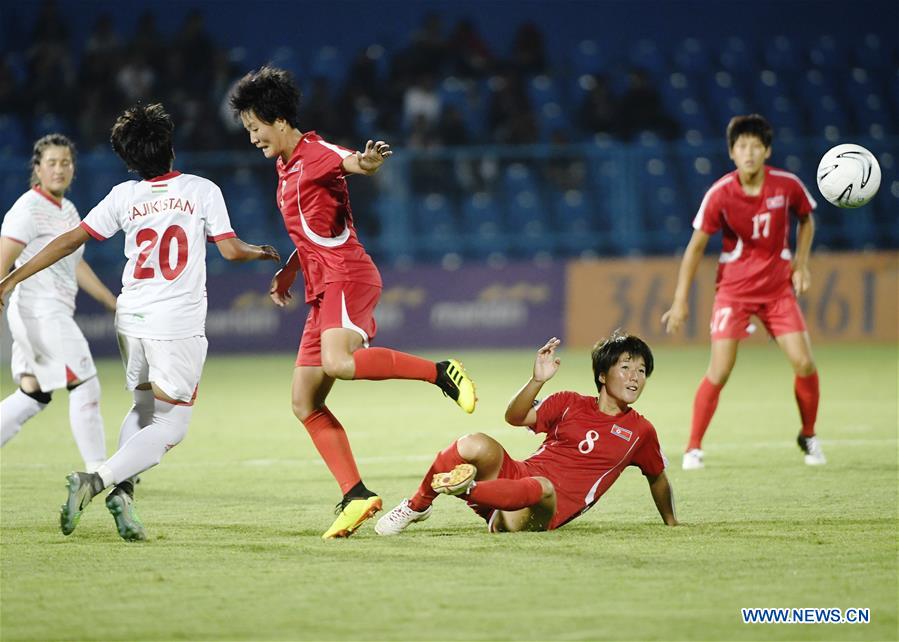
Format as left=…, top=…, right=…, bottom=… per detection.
left=692, top=166, right=816, bottom=302
left=526, top=391, right=666, bottom=529
left=275, top=132, right=382, bottom=303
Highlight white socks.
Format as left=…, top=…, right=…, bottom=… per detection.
left=97, top=398, right=192, bottom=487
left=117, top=389, right=155, bottom=449
left=0, top=389, right=47, bottom=446
left=67, top=377, right=106, bottom=472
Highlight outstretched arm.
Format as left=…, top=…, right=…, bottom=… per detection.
left=505, top=337, right=562, bottom=427
left=215, top=237, right=280, bottom=263
left=0, top=225, right=89, bottom=311
left=341, top=140, right=392, bottom=176
left=0, top=237, right=25, bottom=277
left=646, top=471, right=678, bottom=526
left=661, top=229, right=710, bottom=334
left=76, top=260, right=117, bottom=312
left=791, top=214, right=815, bottom=295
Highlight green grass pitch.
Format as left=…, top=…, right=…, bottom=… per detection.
left=1, top=343, right=896, bottom=641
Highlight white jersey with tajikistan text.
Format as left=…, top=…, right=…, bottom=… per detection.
left=80, top=171, right=235, bottom=340
left=1, top=187, right=84, bottom=316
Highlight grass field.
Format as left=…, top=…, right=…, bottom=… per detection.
left=1, top=343, right=896, bottom=641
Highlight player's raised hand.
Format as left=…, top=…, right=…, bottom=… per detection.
left=357, top=140, right=392, bottom=173
left=257, top=244, right=281, bottom=263
left=269, top=265, right=296, bottom=307
left=661, top=299, right=688, bottom=334
left=533, top=337, right=562, bottom=382
left=791, top=264, right=811, bottom=295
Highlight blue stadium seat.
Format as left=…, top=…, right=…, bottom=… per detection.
left=507, top=189, right=552, bottom=256
left=462, top=191, right=508, bottom=258
left=0, top=115, right=27, bottom=158
left=763, top=35, right=802, bottom=72
left=414, top=192, right=460, bottom=259
left=528, top=75, right=561, bottom=108
left=706, top=71, right=750, bottom=129
left=571, top=39, right=607, bottom=76
left=673, top=38, right=712, bottom=74
left=854, top=33, right=895, bottom=71
left=552, top=189, right=599, bottom=255
left=536, top=102, right=570, bottom=141
left=311, top=46, right=345, bottom=85
left=807, top=35, right=847, bottom=70
left=718, top=36, right=756, bottom=76
left=33, top=113, right=72, bottom=138
left=268, top=46, right=304, bottom=82
left=628, top=39, right=667, bottom=82
left=501, top=162, right=536, bottom=200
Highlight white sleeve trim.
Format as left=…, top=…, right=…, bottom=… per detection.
left=316, top=139, right=353, bottom=159
left=770, top=169, right=818, bottom=210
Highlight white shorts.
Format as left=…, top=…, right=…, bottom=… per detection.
left=117, top=333, right=208, bottom=404
left=7, top=303, right=97, bottom=392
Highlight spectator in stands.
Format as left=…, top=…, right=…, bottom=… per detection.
left=615, top=68, right=679, bottom=140
left=579, top=74, right=616, bottom=137
left=448, top=19, right=493, bottom=78
left=510, top=22, right=546, bottom=75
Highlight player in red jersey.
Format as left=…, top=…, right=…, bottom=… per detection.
left=661, top=114, right=825, bottom=470
left=376, top=335, right=678, bottom=535
left=229, top=66, right=477, bottom=539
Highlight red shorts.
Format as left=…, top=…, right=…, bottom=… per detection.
left=295, top=281, right=381, bottom=367
left=467, top=449, right=569, bottom=531
left=709, top=293, right=807, bottom=340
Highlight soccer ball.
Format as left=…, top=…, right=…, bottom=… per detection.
left=816, top=143, right=881, bottom=208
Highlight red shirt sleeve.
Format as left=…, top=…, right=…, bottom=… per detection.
left=692, top=184, right=723, bottom=235
left=790, top=176, right=816, bottom=218
left=533, top=391, right=580, bottom=435
left=629, top=421, right=666, bottom=476
left=307, top=138, right=354, bottom=182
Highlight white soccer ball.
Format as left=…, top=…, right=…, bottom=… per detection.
left=816, top=143, right=881, bottom=208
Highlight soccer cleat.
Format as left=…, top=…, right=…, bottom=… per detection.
left=60, top=472, right=100, bottom=536
left=374, top=499, right=432, bottom=536
left=682, top=448, right=705, bottom=471
left=322, top=496, right=382, bottom=539
left=431, top=463, right=477, bottom=496
left=435, top=359, right=477, bottom=414
left=105, top=488, right=147, bottom=542
left=797, top=434, right=827, bottom=466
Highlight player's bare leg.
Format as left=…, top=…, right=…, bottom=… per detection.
left=490, top=477, right=556, bottom=533
left=775, top=331, right=824, bottom=465
left=320, top=327, right=477, bottom=413
left=292, top=365, right=381, bottom=538
left=684, top=338, right=739, bottom=470
left=1, top=375, right=49, bottom=447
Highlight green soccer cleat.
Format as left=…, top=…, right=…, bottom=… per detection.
left=60, top=472, right=100, bottom=536
left=436, top=359, right=477, bottom=414
left=105, top=488, right=147, bottom=542
left=322, top=496, right=382, bottom=539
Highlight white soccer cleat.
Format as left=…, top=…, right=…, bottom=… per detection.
left=374, top=499, right=432, bottom=536
left=797, top=435, right=827, bottom=466
left=682, top=448, right=705, bottom=471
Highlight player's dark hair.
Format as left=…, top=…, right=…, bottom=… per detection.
left=726, top=114, right=773, bottom=150
left=110, top=103, right=175, bottom=180
left=229, top=65, right=301, bottom=128
left=591, top=331, right=654, bottom=392
left=30, top=133, right=76, bottom=188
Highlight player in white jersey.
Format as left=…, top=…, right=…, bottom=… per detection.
left=0, top=104, right=279, bottom=541
left=1, top=134, right=117, bottom=471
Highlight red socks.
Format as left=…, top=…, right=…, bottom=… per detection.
left=352, top=347, right=437, bottom=382
left=687, top=376, right=724, bottom=451
left=408, top=442, right=465, bottom=511
left=301, top=406, right=360, bottom=495
left=795, top=372, right=819, bottom=437
left=467, top=478, right=544, bottom=511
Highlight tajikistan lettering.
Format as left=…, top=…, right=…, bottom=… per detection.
left=130, top=197, right=195, bottom=220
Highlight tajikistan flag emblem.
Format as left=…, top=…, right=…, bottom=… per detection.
left=151, top=183, right=168, bottom=194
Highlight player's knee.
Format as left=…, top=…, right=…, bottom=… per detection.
left=456, top=432, right=492, bottom=461
left=533, top=476, right=555, bottom=500
left=320, top=353, right=353, bottom=380
left=793, top=358, right=816, bottom=376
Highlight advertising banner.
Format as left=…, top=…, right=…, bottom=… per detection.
left=565, top=251, right=898, bottom=348
left=68, top=262, right=565, bottom=357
